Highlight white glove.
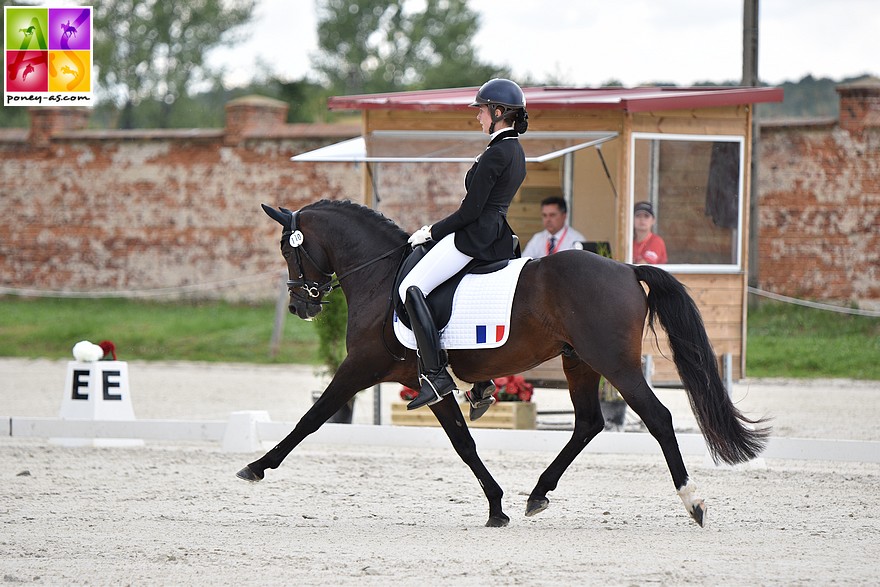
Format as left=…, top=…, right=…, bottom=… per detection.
left=408, top=225, right=433, bottom=247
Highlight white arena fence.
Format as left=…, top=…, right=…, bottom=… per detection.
left=6, top=413, right=880, bottom=464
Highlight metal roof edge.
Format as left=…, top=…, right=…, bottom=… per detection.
left=328, top=85, right=784, bottom=113
left=621, top=87, right=785, bottom=112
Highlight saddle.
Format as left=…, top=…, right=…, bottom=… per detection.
left=393, top=238, right=518, bottom=331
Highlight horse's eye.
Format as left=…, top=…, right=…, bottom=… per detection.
left=282, top=250, right=291, bottom=259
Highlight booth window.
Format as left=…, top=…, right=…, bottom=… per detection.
left=630, top=133, right=744, bottom=271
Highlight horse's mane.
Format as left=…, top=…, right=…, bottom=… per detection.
left=304, top=199, right=409, bottom=242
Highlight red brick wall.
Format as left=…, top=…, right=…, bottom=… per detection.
left=757, top=79, right=880, bottom=307
left=365, top=162, right=470, bottom=235
left=0, top=97, right=363, bottom=301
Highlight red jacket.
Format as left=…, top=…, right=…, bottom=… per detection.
left=633, top=233, right=667, bottom=264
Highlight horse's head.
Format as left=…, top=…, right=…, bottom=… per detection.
left=262, top=203, right=334, bottom=321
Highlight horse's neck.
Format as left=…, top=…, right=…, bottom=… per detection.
left=321, top=211, right=404, bottom=285
left=333, top=235, right=402, bottom=274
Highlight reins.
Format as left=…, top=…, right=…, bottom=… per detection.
left=335, top=243, right=409, bottom=285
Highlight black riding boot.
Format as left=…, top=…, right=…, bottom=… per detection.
left=404, top=286, right=456, bottom=410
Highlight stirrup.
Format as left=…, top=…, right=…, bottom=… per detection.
left=466, top=381, right=497, bottom=421
left=406, top=373, right=455, bottom=410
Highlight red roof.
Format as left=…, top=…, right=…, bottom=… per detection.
left=328, top=85, right=783, bottom=113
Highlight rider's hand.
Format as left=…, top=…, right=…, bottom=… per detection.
left=408, top=225, right=432, bottom=247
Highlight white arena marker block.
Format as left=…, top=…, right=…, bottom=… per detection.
left=223, top=411, right=271, bottom=453
left=51, top=361, right=143, bottom=447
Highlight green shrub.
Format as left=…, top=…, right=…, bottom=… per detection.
left=314, top=287, right=348, bottom=375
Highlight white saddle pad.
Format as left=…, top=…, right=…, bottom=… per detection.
left=393, top=257, right=530, bottom=350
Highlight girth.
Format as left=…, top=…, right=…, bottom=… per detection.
left=393, top=242, right=512, bottom=331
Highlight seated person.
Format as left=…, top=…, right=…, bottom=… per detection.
left=632, top=201, right=667, bottom=264
left=522, top=196, right=586, bottom=258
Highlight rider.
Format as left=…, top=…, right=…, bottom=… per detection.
left=399, top=78, right=529, bottom=410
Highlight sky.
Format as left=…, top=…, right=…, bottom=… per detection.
left=208, top=0, right=879, bottom=89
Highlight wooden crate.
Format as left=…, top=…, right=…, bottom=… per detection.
left=390, top=401, right=537, bottom=430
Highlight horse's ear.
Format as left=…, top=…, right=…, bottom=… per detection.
left=261, top=203, right=290, bottom=227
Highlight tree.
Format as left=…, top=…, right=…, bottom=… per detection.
left=312, top=0, right=505, bottom=95
left=93, top=0, right=255, bottom=128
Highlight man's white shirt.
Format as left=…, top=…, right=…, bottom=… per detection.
left=522, top=225, right=587, bottom=258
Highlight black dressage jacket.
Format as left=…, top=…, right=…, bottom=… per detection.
left=430, top=128, right=526, bottom=261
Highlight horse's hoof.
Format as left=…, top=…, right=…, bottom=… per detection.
left=485, top=513, right=510, bottom=528
left=235, top=465, right=263, bottom=482
left=690, top=502, right=706, bottom=527
left=525, top=498, right=549, bottom=517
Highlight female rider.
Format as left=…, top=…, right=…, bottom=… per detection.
left=400, top=78, right=529, bottom=410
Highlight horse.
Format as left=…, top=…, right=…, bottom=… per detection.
left=61, top=21, right=77, bottom=40
left=238, top=199, right=770, bottom=528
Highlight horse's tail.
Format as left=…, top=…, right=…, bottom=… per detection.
left=632, top=264, right=770, bottom=464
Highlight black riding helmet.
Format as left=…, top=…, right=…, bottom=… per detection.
left=470, top=78, right=526, bottom=109
left=470, top=78, right=528, bottom=134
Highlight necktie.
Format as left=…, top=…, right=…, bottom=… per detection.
left=548, top=236, right=556, bottom=253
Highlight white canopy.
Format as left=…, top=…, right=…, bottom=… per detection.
left=290, top=130, right=618, bottom=164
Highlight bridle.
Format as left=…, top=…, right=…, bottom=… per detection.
left=281, top=210, right=334, bottom=304
left=281, top=209, right=407, bottom=305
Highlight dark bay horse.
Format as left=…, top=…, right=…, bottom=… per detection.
left=238, top=199, right=769, bottom=528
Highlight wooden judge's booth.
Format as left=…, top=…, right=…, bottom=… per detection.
left=295, top=85, right=783, bottom=386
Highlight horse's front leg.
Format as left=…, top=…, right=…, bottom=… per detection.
left=235, top=357, right=379, bottom=482
left=429, top=397, right=509, bottom=528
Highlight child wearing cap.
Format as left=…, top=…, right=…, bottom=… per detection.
left=632, top=201, right=667, bottom=264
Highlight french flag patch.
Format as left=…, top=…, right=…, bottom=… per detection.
left=475, top=324, right=505, bottom=344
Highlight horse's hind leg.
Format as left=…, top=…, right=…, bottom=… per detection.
left=429, top=397, right=509, bottom=528
left=526, top=355, right=605, bottom=517
left=610, top=370, right=706, bottom=526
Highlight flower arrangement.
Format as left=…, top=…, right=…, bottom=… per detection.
left=399, top=375, right=534, bottom=402
left=493, top=375, right=534, bottom=402
left=399, top=386, right=420, bottom=401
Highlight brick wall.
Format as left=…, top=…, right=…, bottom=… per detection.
left=0, top=96, right=363, bottom=301
left=758, top=77, right=880, bottom=308
left=365, top=162, right=470, bottom=235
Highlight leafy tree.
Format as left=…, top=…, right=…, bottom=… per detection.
left=240, top=74, right=340, bottom=123
left=93, top=0, right=255, bottom=128
left=312, top=0, right=505, bottom=95
left=755, top=74, right=854, bottom=120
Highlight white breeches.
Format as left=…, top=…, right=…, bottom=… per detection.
left=398, top=234, right=473, bottom=300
